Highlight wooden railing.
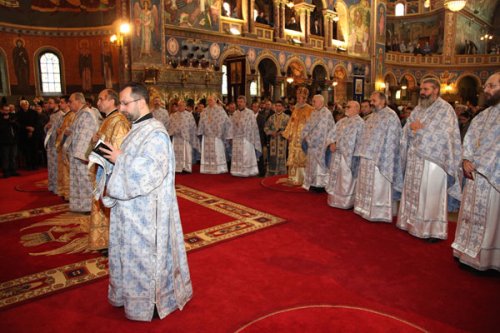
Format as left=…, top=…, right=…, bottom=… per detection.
left=385, top=51, right=500, bottom=67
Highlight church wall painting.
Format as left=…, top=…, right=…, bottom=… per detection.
left=376, top=2, right=386, bottom=45
left=165, top=0, right=221, bottom=32
left=455, top=15, right=486, bottom=55
left=12, top=38, right=30, bottom=94
left=131, top=0, right=163, bottom=64
left=347, top=0, right=371, bottom=58
left=465, top=0, right=496, bottom=25
left=0, top=1, right=116, bottom=28
left=0, top=30, right=119, bottom=96
left=386, top=0, right=421, bottom=16
left=386, top=12, right=444, bottom=54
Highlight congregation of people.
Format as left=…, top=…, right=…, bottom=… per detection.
left=1, top=72, right=498, bottom=320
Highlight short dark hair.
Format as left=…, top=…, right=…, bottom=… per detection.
left=275, top=100, right=284, bottom=106
left=371, top=91, right=387, bottom=104
left=104, top=89, right=119, bottom=107
left=422, top=78, right=441, bottom=95
left=122, top=82, right=149, bottom=105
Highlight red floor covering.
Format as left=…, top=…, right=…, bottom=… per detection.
left=0, top=168, right=499, bottom=333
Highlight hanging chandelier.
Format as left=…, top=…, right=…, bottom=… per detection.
left=444, top=0, right=466, bottom=12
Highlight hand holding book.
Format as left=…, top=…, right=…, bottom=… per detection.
left=93, top=139, right=120, bottom=164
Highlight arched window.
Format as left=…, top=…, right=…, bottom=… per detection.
left=222, top=64, right=228, bottom=96
left=395, top=3, right=405, bottom=16
left=39, top=52, right=62, bottom=94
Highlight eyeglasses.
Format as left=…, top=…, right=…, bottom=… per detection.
left=483, top=83, right=499, bottom=90
left=120, top=98, right=141, bottom=106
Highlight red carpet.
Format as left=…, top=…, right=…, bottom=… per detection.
left=236, top=305, right=428, bottom=332
left=260, top=175, right=308, bottom=193
left=0, top=168, right=499, bottom=333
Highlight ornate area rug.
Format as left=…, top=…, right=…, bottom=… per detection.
left=0, top=184, right=285, bottom=309
left=15, top=179, right=50, bottom=192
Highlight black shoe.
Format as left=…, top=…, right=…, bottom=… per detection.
left=310, top=186, right=326, bottom=193
left=11, top=172, right=20, bottom=176
left=99, top=248, right=109, bottom=257
left=426, top=238, right=441, bottom=243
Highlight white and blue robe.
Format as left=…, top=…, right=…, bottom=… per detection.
left=68, top=106, right=100, bottom=212
left=301, top=106, right=335, bottom=190
left=452, top=105, right=500, bottom=271
left=168, top=110, right=200, bottom=173
left=353, top=107, right=403, bottom=222
left=397, top=97, right=462, bottom=239
left=326, top=115, right=364, bottom=209
left=45, top=109, right=63, bottom=193
left=152, top=107, right=170, bottom=130
left=197, top=105, right=232, bottom=174
left=230, top=108, right=262, bottom=177
left=103, top=115, right=193, bottom=321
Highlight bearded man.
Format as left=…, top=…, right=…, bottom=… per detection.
left=452, top=72, right=500, bottom=271
left=397, top=78, right=462, bottom=241
left=353, top=91, right=402, bottom=223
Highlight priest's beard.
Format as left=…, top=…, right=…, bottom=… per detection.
left=485, top=89, right=500, bottom=107
left=418, top=94, right=437, bottom=109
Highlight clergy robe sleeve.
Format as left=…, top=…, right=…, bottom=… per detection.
left=107, top=131, right=170, bottom=200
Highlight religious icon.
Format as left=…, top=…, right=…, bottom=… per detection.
left=101, top=39, right=113, bottom=89
left=133, top=0, right=160, bottom=59
left=354, top=78, right=363, bottom=95
left=12, top=38, right=30, bottom=93
left=78, top=39, right=92, bottom=92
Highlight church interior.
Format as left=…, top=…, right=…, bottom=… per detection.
left=0, top=1, right=499, bottom=332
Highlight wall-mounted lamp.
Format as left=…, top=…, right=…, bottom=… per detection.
left=480, top=34, right=493, bottom=41
left=375, top=81, right=386, bottom=91
left=290, top=37, right=302, bottom=45
left=286, top=76, right=294, bottom=84
left=332, top=81, right=338, bottom=87
left=110, top=21, right=131, bottom=47
left=444, top=0, right=466, bottom=12
left=286, top=0, right=294, bottom=9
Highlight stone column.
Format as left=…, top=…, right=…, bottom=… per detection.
left=443, top=9, right=457, bottom=65
left=280, top=1, right=285, bottom=39
left=323, top=10, right=335, bottom=50
left=274, top=78, right=283, bottom=101
left=249, top=0, right=256, bottom=35
left=294, top=3, right=315, bottom=45
left=242, top=0, right=249, bottom=34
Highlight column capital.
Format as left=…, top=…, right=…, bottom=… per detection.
left=293, top=2, right=316, bottom=14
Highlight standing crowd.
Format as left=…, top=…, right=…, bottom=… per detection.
left=0, top=72, right=498, bottom=322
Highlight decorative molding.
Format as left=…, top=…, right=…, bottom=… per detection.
left=0, top=23, right=112, bottom=37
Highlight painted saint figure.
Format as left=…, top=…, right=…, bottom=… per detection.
left=12, top=39, right=30, bottom=93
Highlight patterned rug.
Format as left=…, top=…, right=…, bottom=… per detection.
left=15, top=179, right=50, bottom=192
left=0, top=184, right=285, bottom=309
